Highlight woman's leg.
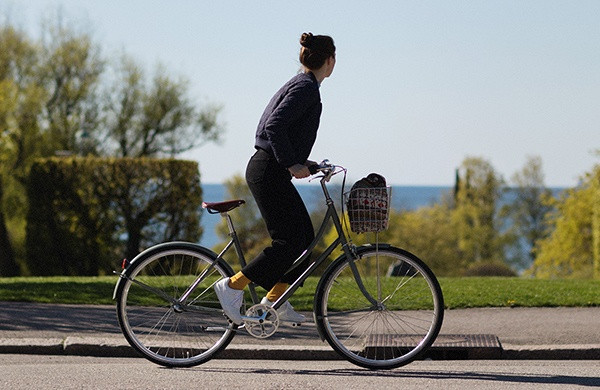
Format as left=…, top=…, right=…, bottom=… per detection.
left=243, top=151, right=314, bottom=290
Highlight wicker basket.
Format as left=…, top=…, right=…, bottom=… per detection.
left=345, top=187, right=391, bottom=233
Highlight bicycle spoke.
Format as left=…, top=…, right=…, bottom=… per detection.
left=381, top=272, right=418, bottom=305
left=126, top=277, right=177, bottom=305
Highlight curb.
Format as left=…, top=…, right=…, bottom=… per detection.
left=1, top=338, right=599, bottom=361
left=503, top=344, right=600, bottom=360
left=0, top=337, right=136, bottom=358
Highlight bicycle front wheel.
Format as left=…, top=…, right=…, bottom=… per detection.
left=315, top=245, right=444, bottom=369
left=115, top=242, right=236, bottom=367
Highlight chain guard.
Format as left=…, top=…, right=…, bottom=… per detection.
left=244, top=304, right=279, bottom=339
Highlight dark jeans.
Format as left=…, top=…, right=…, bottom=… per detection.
left=242, top=149, right=314, bottom=290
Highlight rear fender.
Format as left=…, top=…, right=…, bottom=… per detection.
left=112, top=241, right=229, bottom=300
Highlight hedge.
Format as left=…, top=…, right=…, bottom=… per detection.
left=25, top=157, right=202, bottom=276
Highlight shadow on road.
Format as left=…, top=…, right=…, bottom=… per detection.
left=184, top=366, right=600, bottom=387
left=0, top=302, right=119, bottom=334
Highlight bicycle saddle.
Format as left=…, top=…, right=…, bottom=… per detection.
left=202, top=199, right=245, bottom=214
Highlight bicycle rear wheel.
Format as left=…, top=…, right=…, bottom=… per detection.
left=315, top=245, right=444, bottom=369
left=115, top=242, right=236, bottom=367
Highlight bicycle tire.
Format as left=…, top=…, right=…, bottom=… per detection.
left=314, top=244, right=444, bottom=369
left=115, top=242, right=236, bottom=367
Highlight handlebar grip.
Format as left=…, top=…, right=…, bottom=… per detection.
left=308, top=164, right=319, bottom=175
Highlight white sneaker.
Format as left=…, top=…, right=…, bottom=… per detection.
left=214, top=278, right=244, bottom=324
left=260, top=297, right=306, bottom=323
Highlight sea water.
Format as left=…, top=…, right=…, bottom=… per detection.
left=199, top=183, right=452, bottom=248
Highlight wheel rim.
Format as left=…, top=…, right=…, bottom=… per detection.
left=320, top=249, right=443, bottom=368
left=118, top=249, right=234, bottom=366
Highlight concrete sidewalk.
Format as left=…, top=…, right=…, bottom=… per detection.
left=0, top=302, right=598, bottom=360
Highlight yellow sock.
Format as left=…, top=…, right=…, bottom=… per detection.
left=228, top=271, right=251, bottom=290
left=266, top=282, right=289, bottom=302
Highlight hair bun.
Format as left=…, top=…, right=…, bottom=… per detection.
left=300, top=32, right=314, bottom=48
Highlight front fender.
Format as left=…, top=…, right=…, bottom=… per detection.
left=326, top=243, right=392, bottom=271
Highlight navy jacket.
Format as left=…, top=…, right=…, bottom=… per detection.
left=254, top=72, right=322, bottom=168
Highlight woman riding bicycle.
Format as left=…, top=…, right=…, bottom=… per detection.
left=215, top=32, right=336, bottom=325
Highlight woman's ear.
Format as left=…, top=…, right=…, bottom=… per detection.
left=325, top=55, right=336, bottom=76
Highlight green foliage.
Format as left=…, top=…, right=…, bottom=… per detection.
left=0, top=25, right=47, bottom=213
left=25, top=157, right=202, bottom=276
left=337, top=203, right=464, bottom=277
left=387, top=204, right=463, bottom=276
left=592, top=163, right=600, bottom=280
left=462, top=262, right=517, bottom=277
left=40, top=23, right=104, bottom=155
left=0, top=18, right=223, bottom=275
left=532, top=166, right=599, bottom=279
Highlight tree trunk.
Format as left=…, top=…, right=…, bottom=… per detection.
left=0, top=176, right=20, bottom=276
left=125, top=220, right=143, bottom=263
left=593, top=170, right=600, bottom=280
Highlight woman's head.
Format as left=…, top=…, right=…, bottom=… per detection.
left=299, top=32, right=335, bottom=71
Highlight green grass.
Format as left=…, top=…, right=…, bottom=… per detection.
left=0, top=276, right=117, bottom=305
left=0, top=276, right=598, bottom=309
left=439, top=277, right=600, bottom=309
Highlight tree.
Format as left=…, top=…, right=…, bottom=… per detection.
left=102, top=57, right=223, bottom=158
left=593, top=164, right=600, bottom=280
left=1, top=17, right=224, bottom=274
left=532, top=166, right=599, bottom=279
left=453, top=157, right=507, bottom=266
left=386, top=203, right=463, bottom=276
left=0, top=25, right=44, bottom=274
left=39, top=22, right=104, bottom=156
left=100, top=55, right=143, bottom=157
left=501, top=156, right=554, bottom=270
left=0, top=174, right=19, bottom=275
left=1, top=22, right=105, bottom=275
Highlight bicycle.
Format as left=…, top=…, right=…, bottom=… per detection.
left=113, top=160, right=444, bottom=370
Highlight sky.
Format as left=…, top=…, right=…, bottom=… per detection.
left=4, top=0, right=600, bottom=186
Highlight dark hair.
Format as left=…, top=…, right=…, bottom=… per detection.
left=299, top=32, right=335, bottom=70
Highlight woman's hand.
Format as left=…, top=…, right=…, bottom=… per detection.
left=288, top=164, right=311, bottom=179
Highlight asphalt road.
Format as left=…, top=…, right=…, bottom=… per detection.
left=1, top=355, right=599, bottom=389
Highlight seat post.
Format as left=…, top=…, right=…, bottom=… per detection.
left=223, top=212, right=236, bottom=237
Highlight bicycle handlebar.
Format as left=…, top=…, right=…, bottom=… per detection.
left=307, top=159, right=343, bottom=184
left=308, top=159, right=334, bottom=175
left=308, top=164, right=320, bottom=175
